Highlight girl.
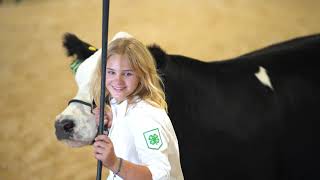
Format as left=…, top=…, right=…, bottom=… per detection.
left=91, top=35, right=184, bottom=180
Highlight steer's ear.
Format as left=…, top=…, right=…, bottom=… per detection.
left=63, top=32, right=98, bottom=61
left=147, top=44, right=168, bottom=70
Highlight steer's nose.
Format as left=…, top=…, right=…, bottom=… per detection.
left=55, top=119, right=75, bottom=140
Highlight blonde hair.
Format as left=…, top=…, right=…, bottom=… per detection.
left=91, top=38, right=167, bottom=111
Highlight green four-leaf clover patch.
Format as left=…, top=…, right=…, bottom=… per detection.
left=143, top=128, right=163, bottom=150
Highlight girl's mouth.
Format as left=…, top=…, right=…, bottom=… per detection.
left=112, top=86, right=126, bottom=91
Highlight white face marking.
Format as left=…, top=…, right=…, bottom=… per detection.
left=56, top=103, right=97, bottom=147
left=55, top=49, right=101, bottom=147
left=255, top=66, right=274, bottom=90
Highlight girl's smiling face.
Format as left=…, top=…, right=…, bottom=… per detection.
left=106, top=54, right=140, bottom=102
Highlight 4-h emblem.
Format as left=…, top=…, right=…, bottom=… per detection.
left=143, top=128, right=163, bottom=150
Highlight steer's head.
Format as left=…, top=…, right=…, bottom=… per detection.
left=54, top=32, right=133, bottom=147
left=55, top=48, right=100, bottom=147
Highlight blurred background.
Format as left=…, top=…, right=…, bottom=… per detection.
left=0, top=0, right=319, bottom=179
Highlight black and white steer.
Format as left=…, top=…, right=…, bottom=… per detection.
left=55, top=32, right=320, bottom=180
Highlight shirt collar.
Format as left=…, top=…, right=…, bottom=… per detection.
left=109, top=96, right=141, bottom=118
left=109, top=96, right=141, bottom=105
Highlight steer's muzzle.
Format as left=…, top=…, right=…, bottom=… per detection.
left=55, top=119, right=75, bottom=140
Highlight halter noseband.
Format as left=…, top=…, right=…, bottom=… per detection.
left=68, top=99, right=96, bottom=113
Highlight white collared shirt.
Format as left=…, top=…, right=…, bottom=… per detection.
left=107, top=98, right=184, bottom=180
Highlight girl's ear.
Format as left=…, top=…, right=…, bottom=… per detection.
left=147, top=44, right=168, bottom=70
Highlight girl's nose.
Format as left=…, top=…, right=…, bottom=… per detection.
left=114, top=74, right=124, bottom=82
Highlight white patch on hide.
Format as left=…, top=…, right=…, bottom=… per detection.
left=255, top=66, right=274, bottom=90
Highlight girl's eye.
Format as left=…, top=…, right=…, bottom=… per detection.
left=124, top=72, right=133, bottom=77
left=107, top=70, right=115, bottom=75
